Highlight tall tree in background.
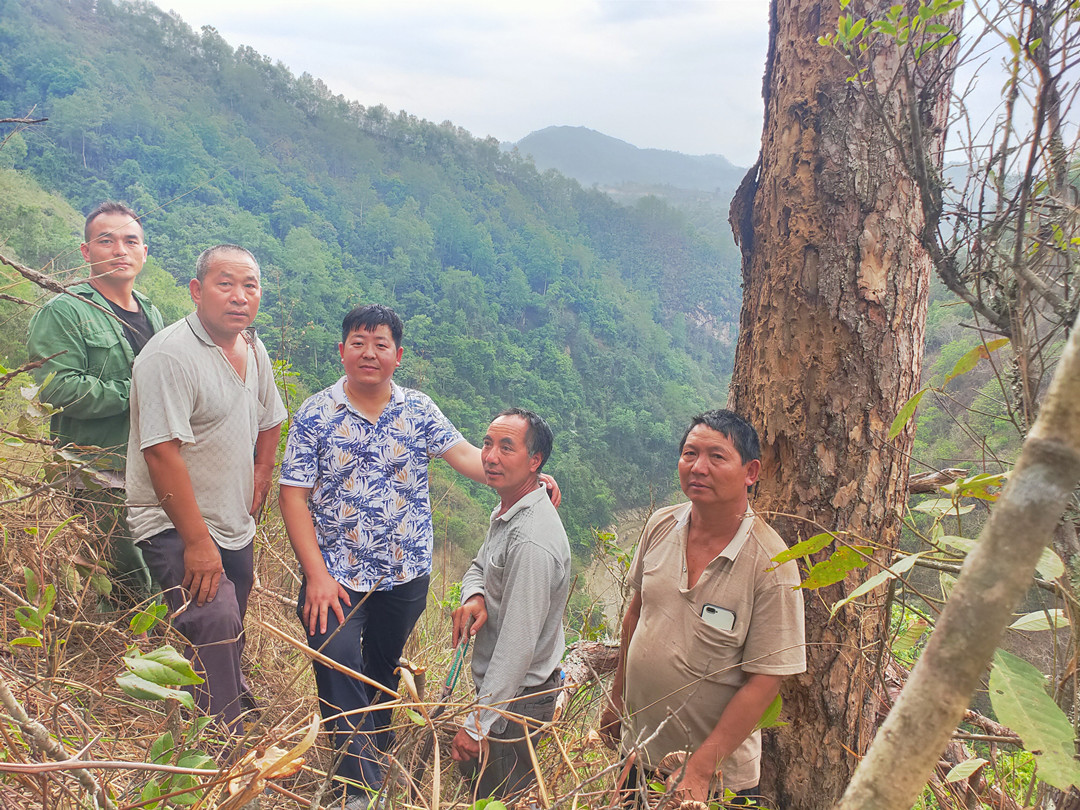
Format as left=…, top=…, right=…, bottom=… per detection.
left=727, top=0, right=958, bottom=804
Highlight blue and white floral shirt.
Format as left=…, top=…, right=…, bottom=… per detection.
left=280, top=378, right=465, bottom=591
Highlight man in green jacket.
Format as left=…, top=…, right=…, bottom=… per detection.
left=27, top=202, right=165, bottom=608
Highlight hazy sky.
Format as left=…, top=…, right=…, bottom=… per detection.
left=158, top=0, right=772, bottom=167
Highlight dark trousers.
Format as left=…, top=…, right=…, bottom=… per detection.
left=298, top=575, right=429, bottom=795
left=141, top=529, right=253, bottom=733
left=74, top=487, right=153, bottom=608
left=623, top=764, right=760, bottom=806
left=459, top=669, right=560, bottom=800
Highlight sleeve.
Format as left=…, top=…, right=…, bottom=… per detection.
left=254, top=338, right=287, bottom=429
left=279, top=398, right=321, bottom=488
left=740, top=571, right=807, bottom=676
left=27, top=299, right=131, bottom=420
left=131, top=350, right=197, bottom=449
left=473, top=535, right=562, bottom=736
left=419, top=393, right=465, bottom=458
left=627, top=515, right=660, bottom=593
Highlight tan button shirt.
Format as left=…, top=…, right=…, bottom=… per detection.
left=622, top=503, right=806, bottom=792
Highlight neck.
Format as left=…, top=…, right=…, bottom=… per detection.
left=497, top=479, right=540, bottom=516
left=196, top=312, right=245, bottom=350
left=688, top=497, right=750, bottom=544
left=344, top=378, right=393, bottom=417
left=89, top=276, right=137, bottom=310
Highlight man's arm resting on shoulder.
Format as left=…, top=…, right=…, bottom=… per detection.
left=279, top=483, right=351, bottom=636
left=141, top=439, right=223, bottom=607
left=600, top=589, right=641, bottom=748
left=250, top=422, right=283, bottom=517
left=440, top=441, right=562, bottom=507
left=666, top=672, right=783, bottom=801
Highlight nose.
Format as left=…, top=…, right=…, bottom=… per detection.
left=691, top=455, right=710, bottom=474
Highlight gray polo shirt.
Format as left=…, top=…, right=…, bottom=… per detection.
left=461, top=484, right=570, bottom=736
left=126, top=312, right=287, bottom=550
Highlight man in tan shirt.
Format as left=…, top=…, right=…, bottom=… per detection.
left=601, top=409, right=805, bottom=805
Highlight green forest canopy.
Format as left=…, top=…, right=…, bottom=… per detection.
left=0, top=0, right=744, bottom=552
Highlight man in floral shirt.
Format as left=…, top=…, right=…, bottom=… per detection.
left=280, top=304, right=558, bottom=806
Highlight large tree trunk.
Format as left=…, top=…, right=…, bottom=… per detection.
left=727, top=0, right=953, bottom=805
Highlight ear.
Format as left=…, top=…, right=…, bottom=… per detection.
left=529, top=451, right=544, bottom=474
left=395, top=345, right=403, bottom=366
left=339, top=342, right=346, bottom=363
left=744, top=458, right=761, bottom=488
left=189, top=277, right=201, bottom=305
left=80, top=242, right=91, bottom=263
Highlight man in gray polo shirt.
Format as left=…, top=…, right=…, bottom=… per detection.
left=450, top=408, right=569, bottom=800
left=126, top=244, right=286, bottom=733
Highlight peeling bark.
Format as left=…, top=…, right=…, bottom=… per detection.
left=727, top=0, right=954, bottom=805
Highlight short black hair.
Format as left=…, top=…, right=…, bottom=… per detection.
left=342, top=304, right=404, bottom=346
left=84, top=201, right=143, bottom=242
left=679, top=409, right=760, bottom=465
left=495, top=407, right=554, bottom=473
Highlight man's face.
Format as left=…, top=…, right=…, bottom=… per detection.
left=339, top=325, right=402, bottom=389
left=678, top=424, right=761, bottom=507
left=481, top=415, right=542, bottom=495
left=81, top=212, right=147, bottom=285
left=189, top=252, right=262, bottom=338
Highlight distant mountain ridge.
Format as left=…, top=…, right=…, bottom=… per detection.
left=512, top=126, right=745, bottom=193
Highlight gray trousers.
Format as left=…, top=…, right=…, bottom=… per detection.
left=460, top=669, right=560, bottom=800
left=140, top=529, right=252, bottom=732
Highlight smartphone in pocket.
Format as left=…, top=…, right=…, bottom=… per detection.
left=701, top=603, right=736, bottom=631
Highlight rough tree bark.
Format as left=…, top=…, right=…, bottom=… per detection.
left=726, top=0, right=955, bottom=805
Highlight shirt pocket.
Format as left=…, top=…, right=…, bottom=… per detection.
left=681, top=610, right=747, bottom=684
left=84, top=327, right=126, bottom=380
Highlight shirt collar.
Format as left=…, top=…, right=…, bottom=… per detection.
left=675, top=502, right=757, bottom=561
left=492, top=484, right=547, bottom=523
left=185, top=311, right=216, bottom=346
left=331, top=377, right=404, bottom=416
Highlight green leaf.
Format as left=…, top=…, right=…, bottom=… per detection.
left=42, top=515, right=78, bottom=548
left=914, top=498, right=974, bottom=516
left=469, top=801, right=509, bottom=810
left=23, top=567, right=39, bottom=603
left=892, top=618, right=929, bottom=655
left=770, top=532, right=834, bottom=567
left=116, top=672, right=195, bottom=711
left=15, top=605, right=42, bottom=631
left=1010, top=610, right=1069, bottom=631
left=89, top=572, right=112, bottom=596
left=800, top=547, right=872, bottom=590
left=944, top=471, right=1009, bottom=501
left=1006, top=34, right=1021, bottom=55
left=149, top=732, right=175, bottom=765
left=939, top=571, right=957, bottom=599
left=3, top=436, right=24, bottom=447
left=39, top=584, right=56, bottom=619
left=123, top=645, right=204, bottom=687
left=944, top=338, right=1010, bottom=384
left=945, top=757, right=988, bottom=782
left=405, top=707, right=426, bottom=726
left=129, top=603, right=168, bottom=636
left=991, top=649, right=1080, bottom=790
left=755, top=693, right=787, bottom=729
left=938, top=535, right=975, bottom=554
left=889, top=388, right=928, bottom=440
left=10, top=636, right=43, bottom=648
left=1036, top=547, right=1065, bottom=581
left=139, top=778, right=162, bottom=810
left=830, top=553, right=922, bottom=617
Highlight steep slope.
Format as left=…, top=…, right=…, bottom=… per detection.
left=0, top=0, right=742, bottom=546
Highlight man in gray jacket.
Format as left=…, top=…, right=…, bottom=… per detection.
left=450, top=408, right=569, bottom=800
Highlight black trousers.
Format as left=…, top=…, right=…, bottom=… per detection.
left=459, top=669, right=561, bottom=800
left=299, top=575, right=429, bottom=795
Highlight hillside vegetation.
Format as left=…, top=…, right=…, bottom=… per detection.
left=0, top=0, right=742, bottom=550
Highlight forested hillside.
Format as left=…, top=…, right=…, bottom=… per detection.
left=0, top=0, right=743, bottom=548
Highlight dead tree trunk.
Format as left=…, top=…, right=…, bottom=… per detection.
left=727, top=0, right=955, bottom=805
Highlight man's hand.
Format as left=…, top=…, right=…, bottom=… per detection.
left=538, top=473, right=561, bottom=508
left=599, top=703, right=622, bottom=750
left=250, top=463, right=273, bottom=518
left=182, top=535, right=224, bottom=606
left=665, top=754, right=714, bottom=803
left=450, top=727, right=484, bottom=762
left=301, top=570, right=351, bottom=636
left=451, top=594, right=487, bottom=647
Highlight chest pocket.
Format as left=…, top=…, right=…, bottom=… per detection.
left=83, top=326, right=127, bottom=380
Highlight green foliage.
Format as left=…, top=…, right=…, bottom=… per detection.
left=1, top=0, right=740, bottom=555
left=116, top=644, right=204, bottom=711
left=990, top=649, right=1080, bottom=791
left=820, top=0, right=962, bottom=65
